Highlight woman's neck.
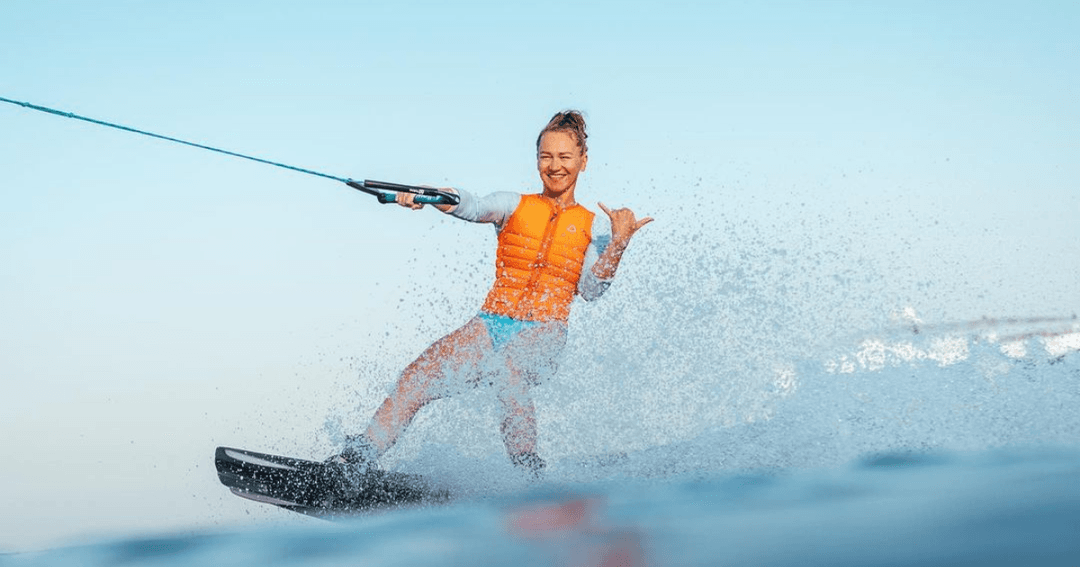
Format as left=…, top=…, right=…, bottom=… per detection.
left=541, top=187, right=577, bottom=208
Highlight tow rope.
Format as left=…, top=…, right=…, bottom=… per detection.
left=0, top=95, right=459, bottom=206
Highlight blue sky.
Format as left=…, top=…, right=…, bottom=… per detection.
left=1, top=0, right=1078, bottom=551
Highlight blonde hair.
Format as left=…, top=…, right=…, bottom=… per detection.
left=536, top=110, right=587, bottom=154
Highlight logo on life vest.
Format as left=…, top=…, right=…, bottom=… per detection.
left=566, top=225, right=577, bottom=233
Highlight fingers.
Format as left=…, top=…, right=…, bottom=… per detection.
left=598, top=202, right=653, bottom=227
left=396, top=192, right=424, bottom=210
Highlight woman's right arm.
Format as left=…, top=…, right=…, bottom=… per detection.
left=439, top=189, right=521, bottom=228
left=396, top=188, right=519, bottom=228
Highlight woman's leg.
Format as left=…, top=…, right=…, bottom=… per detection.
left=497, top=322, right=567, bottom=474
left=497, top=368, right=539, bottom=457
left=361, top=317, right=492, bottom=457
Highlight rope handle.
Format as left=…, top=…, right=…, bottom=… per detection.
left=345, top=180, right=460, bottom=206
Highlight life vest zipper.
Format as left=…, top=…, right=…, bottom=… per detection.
left=514, top=197, right=564, bottom=319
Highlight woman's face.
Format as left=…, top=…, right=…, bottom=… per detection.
left=537, top=131, right=587, bottom=199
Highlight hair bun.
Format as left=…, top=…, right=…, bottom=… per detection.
left=537, top=110, right=588, bottom=153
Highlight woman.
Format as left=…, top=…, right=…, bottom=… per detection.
left=334, top=111, right=652, bottom=476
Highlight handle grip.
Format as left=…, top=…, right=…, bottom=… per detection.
left=371, top=192, right=452, bottom=205
left=345, top=179, right=460, bottom=206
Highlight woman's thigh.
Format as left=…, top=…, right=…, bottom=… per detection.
left=501, top=321, right=568, bottom=387
left=399, top=317, right=494, bottom=401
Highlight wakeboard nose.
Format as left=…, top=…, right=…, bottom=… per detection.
left=214, top=446, right=449, bottom=517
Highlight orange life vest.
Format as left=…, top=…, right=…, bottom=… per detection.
left=481, top=194, right=595, bottom=322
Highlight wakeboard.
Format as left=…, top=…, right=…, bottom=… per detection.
left=215, top=446, right=449, bottom=517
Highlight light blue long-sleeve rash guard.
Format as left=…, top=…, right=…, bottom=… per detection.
left=446, top=189, right=613, bottom=301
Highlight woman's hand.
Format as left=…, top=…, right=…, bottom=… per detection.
left=598, top=202, right=653, bottom=248
left=592, top=203, right=653, bottom=280
left=395, top=187, right=458, bottom=213
left=395, top=191, right=425, bottom=210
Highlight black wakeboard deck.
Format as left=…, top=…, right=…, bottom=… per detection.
left=215, top=446, right=450, bottom=518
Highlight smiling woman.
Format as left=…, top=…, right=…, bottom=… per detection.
left=536, top=111, right=588, bottom=199
left=328, top=110, right=653, bottom=477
